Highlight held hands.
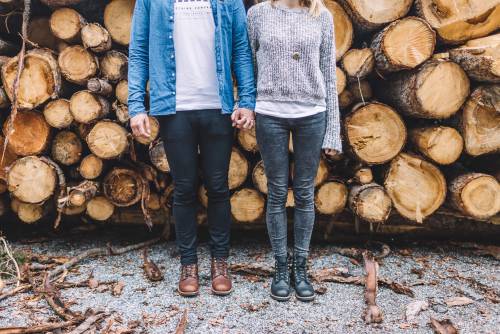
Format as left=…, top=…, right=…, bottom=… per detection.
left=130, top=113, right=151, bottom=138
left=231, top=108, right=255, bottom=130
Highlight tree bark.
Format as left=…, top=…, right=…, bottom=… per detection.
left=87, top=78, right=113, bottom=96
left=341, top=48, right=374, bottom=80
left=449, top=33, right=500, bottom=83
left=371, top=17, right=435, bottom=73
left=149, top=140, right=170, bottom=173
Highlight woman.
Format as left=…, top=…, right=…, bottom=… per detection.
left=246, top=0, right=342, bottom=301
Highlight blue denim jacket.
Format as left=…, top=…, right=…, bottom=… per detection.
left=128, top=0, right=256, bottom=118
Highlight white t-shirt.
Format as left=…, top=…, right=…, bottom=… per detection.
left=174, top=0, right=222, bottom=111
left=255, top=100, right=326, bottom=118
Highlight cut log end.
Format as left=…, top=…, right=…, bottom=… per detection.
left=79, top=154, right=103, bottom=180
left=229, top=148, right=249, bottom=190
left=43, top=99, right=73, bottom=129
left=237, top=128, right=258, bottom=153
left=348, top=183, right=392, bottom=223
left=70, top=91, right=110, bottom=124
left=87, top=196, right=115, bottom=221
left=81, top=23, right=112, bottom=53
left=315, top=181, right=348, bottom=215
left=103, top=168, right=143, bottom=207
left=49, top=7, right=85, bottom=42
left=410, top=126, right=463, bottom=165
left=324, top=0, right=353, bottom=60
left=86, top=121, right=128, bottom=160
left=3, top=111, right=51, bottom=156
left=341, top=48, right=374, bottom=79
left=101, top=51, right=128, bottom=82
left=252, top=160, right=267, bottom=194
left=58, top=45, right=97, bottom=85
left=149, top=140, right=170, bottom=173
left=231, top=188, right=265, bottom=223
left=104, top=0, right=135, bottom=46
left=345, top=102, right=407, bottom=165
left=385, top=153, right=446, bottom=222
left=51, top=131, right=83, bottom=166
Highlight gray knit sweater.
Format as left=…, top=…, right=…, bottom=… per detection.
left=247, top=1, right=342, bottom=152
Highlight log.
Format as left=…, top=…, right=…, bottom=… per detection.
left=103, top=168, right=144, bottom=207
left=28, top=17, right=58, bottom=51
left=336, top=66, right=346, bottom=95
left=286, top=188, right=295, bottom=208
left=133, top=116, right=159, bottom=145
left=78, top=154, right=103, bottom=180
left=43, top=99, right=74, bottom=129
left=115, top=79, right=128, bottom=105
left=384, top=153, right=447, bottom=223
left=371, top=17, right=436, bottom=73
left=86, top=196, right=115, bottom=221
left=3, top=111, right=51, bottom=156
left=149, top=140, right=170, bottom=173
left=338, top=90, right=354, bottom=109
left=324, top=0, right=353, bottom=61
left=252, top=160, right=267, bottom=194
left=347, top=80, right=372, bottom=103
left=237, top=128, right=258, bottom=153
left=337, top=0, right=413, bottom=32
left=49, top=7, right=86, bottom=42
left=51, top=131, right=83, bottom=166
left=100, top=50, right=128, bottom=82
left=87, top=78, right=113, bottom=96
left=341, top=48, right=374, bottom=80
left=70, top=90, right=110, bottom=124
left=348, top=183, right=392, bottom=223
left=1, top=48, right=61, bottom=109
left=449, top=173, right=500, bottom=220
left=58, top=45, right=98, bottom=85
left=86, top=121, right=128, bottom=160
left=449, top=33, right=500, bottom=83
left=315, top=181, right=348, bottom=215
left=415, top=0, right=500, bottom=44
left=228, top=147, right=249, bottom=190
left=17, top=202, right=45, bottom=224
left=230, top=188, right=265, bottom=223
left=7, top=156, right=57, bottom=204
left=63, top=203, right=87, bottom=216
left=410, top=126, right=463, bottom=165
left=40, top=0, right=85, bottom=7
left=104, top=0, right=136, bottom=46
left=198, top=185, right=208, bottom=208
left=146, top=192, right=162, bottom=211
left=353, top=167, right=373, bottom=185
left=460, top=85, right=500, bottom=156
left=382, top=60, right=470, bottom=119
left=345, top=102, right=406, bottom=165
left=0, top=136, right=17, bottom=181
left=113, top=101, right=129, bottom=124
left=67, top=181, right=98, bottom=207
left=81, top=23, right=112, bottom=53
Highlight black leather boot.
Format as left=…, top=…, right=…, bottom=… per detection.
left=292, top=256, right=315, bottom=302
left=270, top=256, right=291, bottom=301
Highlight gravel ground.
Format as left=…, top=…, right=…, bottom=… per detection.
left=0, top=227, right=499, bottom=333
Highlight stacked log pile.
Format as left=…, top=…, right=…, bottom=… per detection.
left=0, top=0, right=498, bottom=237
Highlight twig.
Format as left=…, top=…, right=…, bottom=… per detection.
left=362, top=251, right=383, bottom=323
left=67, top=311, right=108, bottom=334
left=0, top=319, right=81, bottom=334
left=0, top=283, right=30, bottom=301
left=48, top=248, right=109, bottom=280
left=42, top=273, right=82, bottom=321
left=109, top=236, right=162, bottom=255
left=2, top=0, right=31, bottom=164
left=174, top=309, right=188, bottom=334
left=0, top=237, right=21, bottom=287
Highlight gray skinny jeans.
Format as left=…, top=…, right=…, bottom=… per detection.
left=255, top=112, right=326, bottom=258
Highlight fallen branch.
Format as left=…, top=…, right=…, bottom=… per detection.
left=67, top=311, right=108, bottom=334
left=0, top=319, right=81, bottom=334
left=230, top=263, right=274, bottom=277
left=0, top=283, right=30, bottom=301
left=362, top=251, right=383, bottom=323
left=174, top=309, right=188, bottom=334
left=42, top=273, right=82, bottom=321
left=48, top=248, right=109, bottom=280
left=143, top=248, right=163, bottom=281
left=109, top=237, right=162, bottom=255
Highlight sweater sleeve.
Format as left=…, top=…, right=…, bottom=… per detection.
left=319, top=12, right=342, bottom=152
left=246, top=6, right=258, bottom=80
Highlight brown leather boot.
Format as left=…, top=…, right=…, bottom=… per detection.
left=178, top=264, right=199, bottom=297
left=211, top=258, right=232, bottom=296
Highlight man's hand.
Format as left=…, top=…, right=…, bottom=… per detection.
left=231, top=108, right=255, bottom=129
left=130, top=113, right=151, bottom=138
left=324, top=149, right=342, bottom=160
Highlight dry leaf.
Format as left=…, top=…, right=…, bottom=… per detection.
left=88, top=278, right=99, bottom=289
left=315, top=286, right=327, bottom=295
left=430, top=318, right=458, bottom=334
left=445, top=296, right=474, bottom=307
left=405, top=300, right=429, bottom=322
left=113, top=281, right=125, bottom=296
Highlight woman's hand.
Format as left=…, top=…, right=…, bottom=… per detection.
left=324, top=149, right=342, bottom=160
left=231, top=108, right=255, bottom=129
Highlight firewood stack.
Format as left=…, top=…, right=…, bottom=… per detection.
left=0, top=0, right=498, bottom=237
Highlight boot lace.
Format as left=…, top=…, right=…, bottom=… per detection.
left=212, top=258, right=228, bottom=277
left=181, top=264, right=197, bottom=280
left=274, top=261, right=289, bottom=282
left=294, top=261, right=309, bottom=283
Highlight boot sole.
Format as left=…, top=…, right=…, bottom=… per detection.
left=295, top=293, right=315, bottom=302
left=270, top=293, right=292, bottom=302
left=211, top=287, right=233, bottom=296
left=177, top=288, right=199, bottom=297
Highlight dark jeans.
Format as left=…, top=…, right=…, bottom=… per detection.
left=159, top=110, right=233, bottom=265
left=256, top=112, right=326, bottom=258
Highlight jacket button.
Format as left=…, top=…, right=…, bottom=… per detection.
left=292, top=52, right=300, bottom=60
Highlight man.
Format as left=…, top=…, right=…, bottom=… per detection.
left=128, top=0, right=256, bottom=297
